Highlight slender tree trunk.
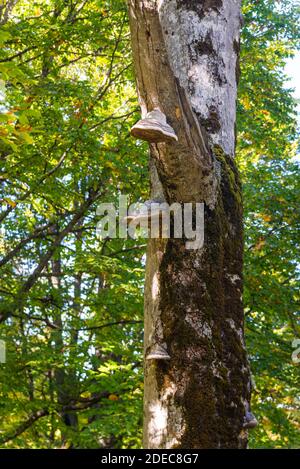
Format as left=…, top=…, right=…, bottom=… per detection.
left=50, top=229, right=78, bottom=445
left=128, top=0, right=251, bottom=448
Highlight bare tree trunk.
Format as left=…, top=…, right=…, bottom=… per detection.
left=50, top=228, right=78, bottom=445
left=128, top=0, right=251, bottom=448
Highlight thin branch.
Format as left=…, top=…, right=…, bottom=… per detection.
left=0, top=186, right=104, bottom=323
left=0, top=409, right=49, bottom=445
left=89, top=109, right=137, bottom=132
left=0, top=46, right=37, bottom=63
left=109, top=244, right=147, bottom=257
left=76, top=319, right=143, bottom=332
left=0, top=146, right=73, bottom=224
left=0, top=393, right=112, bottom=445
left=0, top=221, right=56, bottom=268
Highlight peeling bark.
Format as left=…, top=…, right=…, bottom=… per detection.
left=128, top=0, right=251, bottom=448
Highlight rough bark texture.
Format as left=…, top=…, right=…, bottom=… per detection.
left=128, top=0, right=251, bottom=448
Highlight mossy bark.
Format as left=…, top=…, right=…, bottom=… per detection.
left=128, top=0, right=251, bottom=448
left=156, top=150, right=249, bottom=448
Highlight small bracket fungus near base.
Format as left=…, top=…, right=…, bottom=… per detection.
left=243, top=411, right=258, bottom=429
left=130, top=108, right=178, bottom=143
left=146, top=344, right=171, bottom=361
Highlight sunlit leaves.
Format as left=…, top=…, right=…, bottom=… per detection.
left=0, top=0, right=145, bottom=449
left=238, top=0, right=300, bottom=449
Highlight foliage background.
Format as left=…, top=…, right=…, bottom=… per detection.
left=0, top=0, right=299, bottom=448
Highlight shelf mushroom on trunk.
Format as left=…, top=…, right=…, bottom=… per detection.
left=130, top=108, right=178, bottom=144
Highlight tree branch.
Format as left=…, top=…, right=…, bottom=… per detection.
left=0, top=186, right=104, bottom=323
left=0, top=409, right=49, bottom=445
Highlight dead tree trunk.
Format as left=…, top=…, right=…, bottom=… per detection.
left=128, top=0, right=251, bottom=448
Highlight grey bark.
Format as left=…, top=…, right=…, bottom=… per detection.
left=128, top=0, right=251, bottom=448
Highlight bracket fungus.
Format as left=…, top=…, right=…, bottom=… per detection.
left=146, top=344, right=171, bottom=361
left=124, top=199, right=168, bottom=224
left=130, top=108, right=178, bottom=143
left=243, top=411, right=258, bottom=430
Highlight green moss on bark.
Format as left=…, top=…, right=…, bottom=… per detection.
left=154, top=146, right=250, bottom=448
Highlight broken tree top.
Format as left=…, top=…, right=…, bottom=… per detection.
left=130, top=108, right=178, bottom=143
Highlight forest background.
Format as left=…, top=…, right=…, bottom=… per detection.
left=0, top=0, right=299, bottom=449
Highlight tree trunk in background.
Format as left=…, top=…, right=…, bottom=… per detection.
left=128, top=0, right=251, bottom=448
left=50, top=234, right=78, bottom=445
